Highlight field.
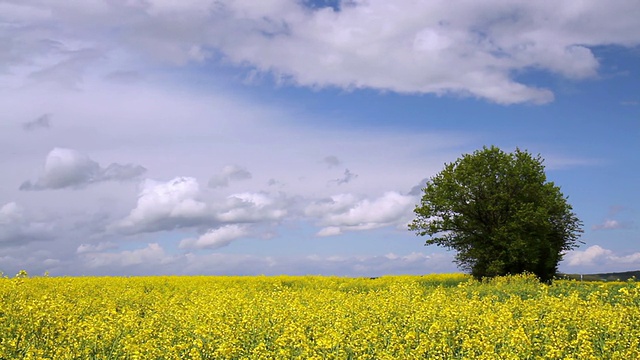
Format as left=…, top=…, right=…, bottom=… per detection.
left=1, top=273, right=639, bottom=359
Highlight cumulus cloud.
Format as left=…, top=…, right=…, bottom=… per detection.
left=306, top=192, right=416, bottom=236
left=0, top=202, right=22, bottom=224
left=234, top=1, right=634, bottom=104
left=20, top=148, right=146, bottom=190
left=22, top=113, right=52, bottom=131
left=115, top=177, right=209, bottom=233
left=179, top=224, right=250, bottom=249
left=208, top=165, right=252, bottom=188
left=3, top=1, right=640, bottom=103
left=116, top=175, right=415, bottom=241
left=565, top=245, right=613, bottom=267
left=115, top=177, right=289, bottom=234
left=0, top=202, right=52, bottom=245
left=217, top=192, right=289, bottom=223
left=564, top=245, right=640, bottom=269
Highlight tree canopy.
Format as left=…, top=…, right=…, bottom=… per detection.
left=409, top=146, right=583, bottom=282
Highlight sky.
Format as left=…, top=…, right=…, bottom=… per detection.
left=1, top=0, right=639, bottom=277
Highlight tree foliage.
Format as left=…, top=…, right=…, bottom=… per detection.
left=409, top=146, right=583, bottom=282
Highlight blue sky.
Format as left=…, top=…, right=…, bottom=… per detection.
left=1, top=0, right=638, bottom=277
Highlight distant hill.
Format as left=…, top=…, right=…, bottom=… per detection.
left=558, top=270, right=640, bottom=282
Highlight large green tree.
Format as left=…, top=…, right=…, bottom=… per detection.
left=409, top=146, right=583, bottom=282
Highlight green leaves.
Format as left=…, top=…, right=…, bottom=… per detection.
left=410, top=146, right=583, bottom=282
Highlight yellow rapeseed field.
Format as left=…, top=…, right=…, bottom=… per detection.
left=1, top=273, right=638, bottom=359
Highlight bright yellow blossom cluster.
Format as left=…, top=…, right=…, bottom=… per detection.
left=1, top=273, right=638, bottom=359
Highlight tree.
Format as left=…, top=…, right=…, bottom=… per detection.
left=409, top=146, right=583, bottom=282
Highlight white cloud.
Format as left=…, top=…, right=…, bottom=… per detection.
left=115, top=177, right=290, bottom=235
left=0, top=202, right=53, bottom=245
left=115, top=177, right=209, bottom=233
left=192, top=2, right=637, bottom=103
left=0, top=202, right=22, bottom=224
left=564, top=245, right=640, bottom=270
left=565, top=245, right=613, bottom=266
left=316, top=226, right=342, bottom=237
left=2, top=1, right=639, bottom=103
left=306, top=191, right=416, bottom=236
left=208, top=165, right=252, bottom=188
left=179, top=224, right=250, bottom=249
left=20, top=148, right=146, bottom=190
left=216, top=192, right=289, bottom=223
